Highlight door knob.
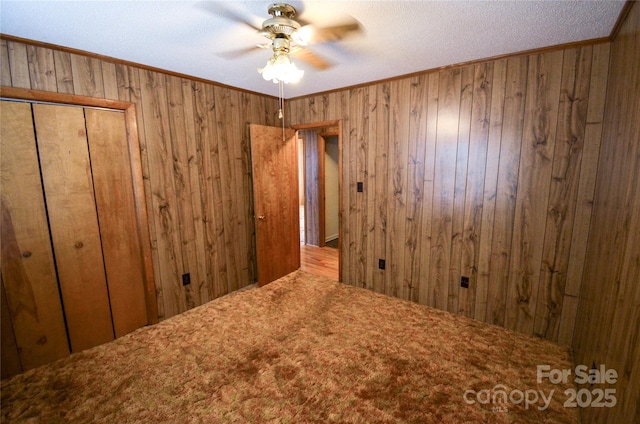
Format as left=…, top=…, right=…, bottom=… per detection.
left=258, top=215, right=265, bottom=221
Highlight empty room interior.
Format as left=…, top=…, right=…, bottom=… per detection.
left=0, top=1, right=638, bottom=423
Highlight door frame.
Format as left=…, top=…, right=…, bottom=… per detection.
left=291, top=120, right=343, bottom=281
left=0, top=87, right=158, bottom=325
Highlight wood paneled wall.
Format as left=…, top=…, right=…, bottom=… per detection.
left=1, top=15, right=638, bottom=421
left=301, top=129, right=321, bottom=246
left=288, top=43, right=611, bottom=346
left=574, top=2, right=640, bottom=423
left=1, top=37, right=280, bottom=320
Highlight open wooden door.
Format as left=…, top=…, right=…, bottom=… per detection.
left=249, top=124, right=300, bottom=286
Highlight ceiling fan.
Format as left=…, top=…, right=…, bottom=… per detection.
left=212, top=2, right=363, bottom=76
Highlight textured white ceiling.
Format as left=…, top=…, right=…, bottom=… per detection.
left=0, top=0, right=626, bottom=98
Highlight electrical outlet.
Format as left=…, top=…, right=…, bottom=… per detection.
left=182, top=273, right=191, bottom=286
left=378, top=259, right=385, bottom=270
left=357, top=182, right=364, bottom=192
left=460, top=276, right=469, bottom=288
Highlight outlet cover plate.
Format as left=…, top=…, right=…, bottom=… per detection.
left=461, top=276, right=469, bottom=288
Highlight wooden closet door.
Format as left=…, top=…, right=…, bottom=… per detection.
left=0, top=101, right=70, bottom=370
left=33, top=104, right=115, bottom=352
left=85, top=108, right=148, bottom=337
left=1, top=278, right=22, bottom=378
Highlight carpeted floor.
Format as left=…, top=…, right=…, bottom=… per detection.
left=1, top=270, right=579, bottom=423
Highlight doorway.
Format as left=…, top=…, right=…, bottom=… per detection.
left=293, top=121, right=342, bottom=281
left=249, top=121, right=342, bottom=285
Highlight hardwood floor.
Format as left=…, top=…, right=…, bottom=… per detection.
left=300, top=244, right=339, bottom=281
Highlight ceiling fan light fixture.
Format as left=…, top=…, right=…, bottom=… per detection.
left=258, top=54, right=304, bottom=84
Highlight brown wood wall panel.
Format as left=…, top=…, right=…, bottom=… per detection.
left=205, top=83, right=229, bottom=298
left=574, top=2, right=640, bottom=424
left=53, top=50, right=74, bottom=94
left=302, top=130, right=321, bottom=246
left=418, top=74, right=440, bottom=307
left=190, top=81, right=220, bottom=302
left=475, top=60, right=506, bottom=322
left=1, top=38, right=279, bottom=321
left=403, top=75, right=428, bottom=303
left=429, top=69, right=461, bottom=311
left=179, top=79, right=208, bottom=304
left=6, top=41, right=30, bottom=89
left=165, top=75, right=199, bottom=310
left=0, top=42, right=11, bottom=87
left=487, top=56, right=528, bottom=327
left=459, top=63, right=493, bottom=318
left=372, top=84, right=389, bottom=295
left=288, top=44, right=610, bottom=346
left=70, top=54, right=105, bottom=97
left=388, top=79, right=411, bottom=300
left=505, top=51, right=562, bottom=336
left=559, top=43, right=610, bottom=346
left=364, top=85, right=378, bottom=293
left=350, top=87, right=368, bottom=289
left=214, top=89, right=240, bottom=294
left=27, top=45, right=56, bottom=91
left=450, top=67, right=473, bottom=314
left=535, top=46, right=593, bottom=341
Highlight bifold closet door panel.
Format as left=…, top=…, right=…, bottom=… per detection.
left=1, top=278, right=22, bottom=378
left=32, top=104, right=115, bottom=353
left=0, top=101, right=70, bottom=370
left=85, top=108, right=148, bottom=337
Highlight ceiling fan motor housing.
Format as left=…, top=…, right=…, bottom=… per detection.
left=268, top=3, right=297, bottom=19
left=260, top=3, right=301, bottom=39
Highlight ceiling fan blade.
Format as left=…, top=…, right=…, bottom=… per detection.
left=196, top=1, right=261, bottom=31
left=218, top=45, right=265, bottom=59
left=291, top=48, right=332, bottom=71
left=307, top=19, right=363, bottom=44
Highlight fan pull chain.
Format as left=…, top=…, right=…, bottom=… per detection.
left=279, top=80, right=285, bottom=141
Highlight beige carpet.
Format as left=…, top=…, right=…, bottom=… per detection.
left=1, top=270, right=578, bottom=423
